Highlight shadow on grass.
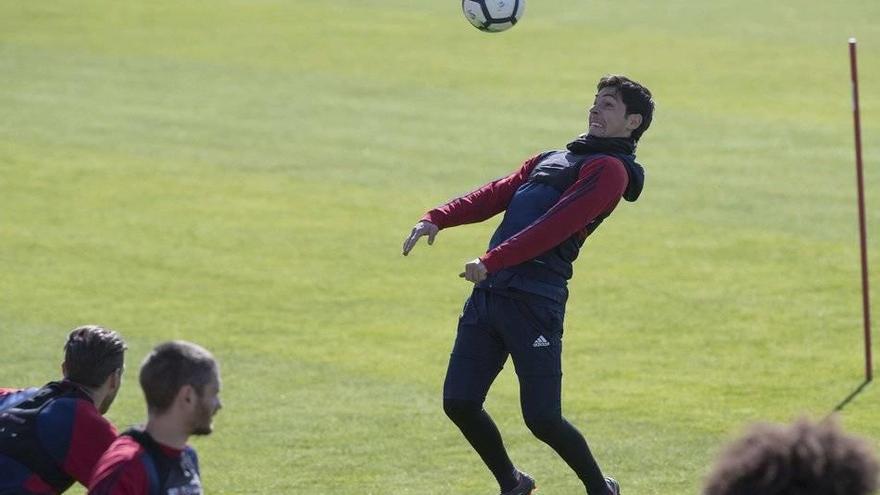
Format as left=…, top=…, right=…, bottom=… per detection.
left=830, top=379, right=872, bottom=413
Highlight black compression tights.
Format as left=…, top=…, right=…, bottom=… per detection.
left=443, top=398, right=610, bottom=495
left=443, top=399, right=518, bottom=491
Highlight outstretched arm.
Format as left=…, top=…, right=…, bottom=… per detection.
left=401, top=153, right=544, bottom=256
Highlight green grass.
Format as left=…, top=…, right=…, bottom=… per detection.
left=1, top=1, right=879, bottom=493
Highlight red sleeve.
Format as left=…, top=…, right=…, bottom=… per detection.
left=64, top=401, right=119, bottom=486
left=88, top=439, right=149, bottom=495
left=421, top=154, right=544, bottom=229
left=480, top=156, right=629, bottom=273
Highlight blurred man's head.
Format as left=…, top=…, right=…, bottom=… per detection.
left=62, top=325, right=127, bottom=414
left=704, top=418, right=879, bottom=495
left=588, top=75, right=654, bottom=142
left=139, top=341, right=222, bottom=436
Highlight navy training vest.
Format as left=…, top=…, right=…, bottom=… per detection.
left=123, top=429, right=202, bottom=495
left=478, top=150, right=621, bottom=303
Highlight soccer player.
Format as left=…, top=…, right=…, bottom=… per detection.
left=89, top=340, right=222, bottom=495
left=703, top=418, right=879, bottom=495
left=0, top=325, right=127, bottom=494
left=402, top=75, right=654, bottom=495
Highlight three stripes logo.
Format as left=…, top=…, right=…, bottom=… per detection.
left=532, top=335, right=550, bottom=348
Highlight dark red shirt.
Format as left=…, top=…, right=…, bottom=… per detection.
left=89, top=434, right=201, bottom=495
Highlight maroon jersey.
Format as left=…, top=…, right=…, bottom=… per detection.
left=0, top=382, right=118, bottom=494
left=89, top=430, right=202, bottom=495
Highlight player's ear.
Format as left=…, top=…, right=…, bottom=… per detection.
left=61, top=361, right=68, bottom=378
left=179, top=384, right=196, bottom=407
left=626, top=113, right=643, bottom=132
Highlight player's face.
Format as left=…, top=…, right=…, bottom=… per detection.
left=587, top=88, right=640, bottom=138
left=191, top=374, right=222, bottom=436
left=98, top=367, right=124, bottom=415
left=98, top=388, right=116, bottom=414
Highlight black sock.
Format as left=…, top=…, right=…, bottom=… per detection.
left=444, top=398, right=518, bottom=491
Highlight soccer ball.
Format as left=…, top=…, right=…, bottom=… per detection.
left=461, top=0, right=525, bottom=33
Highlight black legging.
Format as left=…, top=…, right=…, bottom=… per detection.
left=443, top=397, right=610, bottom=495
left=442, top=290, right=612, bottom=495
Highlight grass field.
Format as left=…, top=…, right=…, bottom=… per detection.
left=1, top=1, right=879, bottom=493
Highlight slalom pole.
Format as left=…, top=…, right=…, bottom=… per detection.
left=849, top=37, right=872, bottom=382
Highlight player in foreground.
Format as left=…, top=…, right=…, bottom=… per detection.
left=0, top=325, right=127, bottom=494
left=403, top=75, right=654, bottom=495
left=89, top=340, right=222, bottom=495
left=703, top=418, right=879, bottom=495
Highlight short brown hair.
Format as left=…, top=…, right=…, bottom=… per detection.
left=597, top=74, right=654, bottom=142
left=139, top=341, right=218, bottom=414
left=63, top=325, right=126, bottom=388
left=704, top=418, right=879, bottom=495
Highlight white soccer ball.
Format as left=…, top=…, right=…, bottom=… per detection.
left=461, top=0, right=525, bottom=33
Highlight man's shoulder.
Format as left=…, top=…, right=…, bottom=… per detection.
left=39, top=391, right=108, bottom=428
left=88, top=437, right=151, bottom=495
left=528, top=151, right=617, bottom=186
left=104, top=435, right=149, bottom=461
left=0, top=387, right=39, bottom=411
left=30, top=382, right=96, bottom=413
left=90, top=437, right=149, bottom=486
left=539, top=150, right=622, bottom=168
left=182, top=445, right=199, bottom=466
left=579, top=154, right=629, bottom=174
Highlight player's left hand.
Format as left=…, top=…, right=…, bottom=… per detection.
left=459, top=258, right=488, bottom=283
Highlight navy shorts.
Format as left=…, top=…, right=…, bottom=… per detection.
left=443, top=288, right=566, bottom=419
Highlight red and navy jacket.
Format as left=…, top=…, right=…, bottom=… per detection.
left=0, top=381, right=118, bottom=494
left=423, top=145, right=644, bottom=302
left=88, top=429, right=202, bottom=495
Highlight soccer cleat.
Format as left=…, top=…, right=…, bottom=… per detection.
left=500, top=470, right=537, bottom=495
left=605, top=476, right=620, bottom=495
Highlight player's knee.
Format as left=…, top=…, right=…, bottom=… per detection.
left=524, top=415, right=563, bottom=442
left=443, top=398, right=481, bottom=424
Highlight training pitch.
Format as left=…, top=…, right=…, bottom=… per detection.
left=1, top=1, right=878, bottom=493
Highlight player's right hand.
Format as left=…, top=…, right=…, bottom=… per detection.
left=402, top=221, right=439, bottom=256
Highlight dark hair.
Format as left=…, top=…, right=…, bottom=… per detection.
left=597, top=74, right=654, bottom=142
left=704, top=418, right=879, bottom=495
left=139, top=341, right=218, bottom=414
left=63, top=325, right=126, bottom=388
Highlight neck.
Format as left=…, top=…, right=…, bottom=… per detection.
left=145, top=414, right=190, bottom=450
left=69, top=381, right=104, bottom=410
left=567, top=134, right=636, bottom=155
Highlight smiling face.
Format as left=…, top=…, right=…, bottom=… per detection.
left=587, top=87, right=643, bottom=138
left=190, top=373, right=222, bottom=436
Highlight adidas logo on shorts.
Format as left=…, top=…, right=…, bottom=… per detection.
left=532, top=335, right=550, bottom=347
